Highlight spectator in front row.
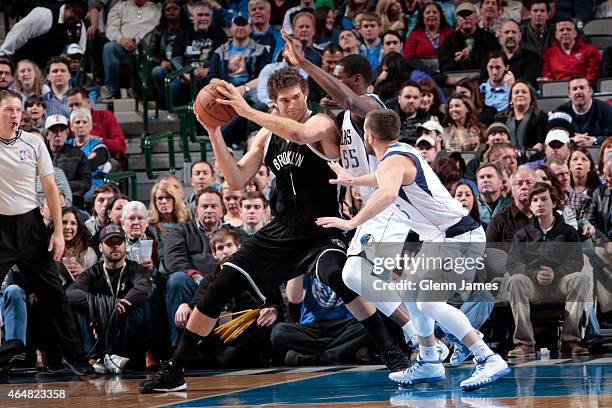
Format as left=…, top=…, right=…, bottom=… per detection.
left=541, top=19, right=601, bottom=85
left=67, top=224, right=152, bottom=373
left=271, top=273, right=372, bottom=366
left=101, top=0, right=162, bottom=99
left=506, top=182, right=589, bottom=357
left=164, top=187, right=224, bottom=346
left=67, top=87, right=127, bottom=164
left=45, top=114, right=91, bottom=208
left=556, top=76, right=612, bottom=147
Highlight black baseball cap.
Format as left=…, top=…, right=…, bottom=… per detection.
left=99, top=224, right=126, bottom=243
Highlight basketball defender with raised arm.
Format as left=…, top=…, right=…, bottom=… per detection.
left=317, top=109, right=511, bottom=391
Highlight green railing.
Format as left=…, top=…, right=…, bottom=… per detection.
left=164, top=66, right=197, bottom=164
left=144, top=130, right=176, bottom=179
left=104, top=171, right=138, bottom=199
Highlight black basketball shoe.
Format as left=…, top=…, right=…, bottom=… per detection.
left=139, top=360, right=186, bottom=393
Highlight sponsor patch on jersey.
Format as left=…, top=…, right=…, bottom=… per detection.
left=330, top=238, right=346, bottom=249
left=360, top=234, right=375, bottom=246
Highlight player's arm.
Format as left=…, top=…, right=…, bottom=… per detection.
left=328, top=161, right=378, bottom=188
left=40, top=174, right=65, bottom=261
left=202, top=121, right=266, bottom=190
left=215, top=82, right=337, bottom=145
left=280, top=30, right=380, bottom=118
left=317, top=155, right=415, bottom=231
left=285, top=275, right=306, bottom=303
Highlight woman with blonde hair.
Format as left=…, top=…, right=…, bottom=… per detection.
left=149, top=181, right=190, bottom=240
left=375, top=0, right=405, bottom=34
left=15, top=60, right=46, bottom=97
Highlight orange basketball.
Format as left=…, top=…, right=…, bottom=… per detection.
left=193, top=83, right=237, bottom=127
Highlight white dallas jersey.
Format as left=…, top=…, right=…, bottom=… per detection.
left=380, top=143, right=469, bottom=241
left=339, top=94, right=385, bottom=202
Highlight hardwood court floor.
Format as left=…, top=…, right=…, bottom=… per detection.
left=0, top=355, right=611, bottom=407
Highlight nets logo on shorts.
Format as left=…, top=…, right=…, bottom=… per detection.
left=331, top=238, right=346, bottom=249
left=360, top=234, right=375, bottom=246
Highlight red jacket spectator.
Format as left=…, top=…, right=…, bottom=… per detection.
left=90, top=108, right=126, bottom=161
left=541, top=38, right=602, bottom=85
left=404, top=26, right=454, bottom=60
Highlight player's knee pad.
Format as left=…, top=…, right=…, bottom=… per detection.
left=316, top=249, right=358, bottom=304
left=194, top=266, right=251, bottom=318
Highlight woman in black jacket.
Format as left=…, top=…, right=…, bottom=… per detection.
left=495, top=81, right=547, bottom=153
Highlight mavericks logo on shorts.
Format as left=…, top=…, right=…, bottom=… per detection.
left=360, top=234, right=375, bottom=246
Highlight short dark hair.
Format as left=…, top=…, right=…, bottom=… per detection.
left=480, top=0, right=500, bottom=8
left=555, top=17, right=575, bottom=28
left=382, top=30, right=403, bottom=44
left=568, top=75, right=591, bottom=89
left=529, top=0, right=551, bottom=12
left=399, top=80, right=422, bottom=95
left=322, top=43, right=343, bottom=55
left=67, top=87, right=89, bottom=99
left=46, top=55, right=70, bottom=72
left=267, top=67, right=308, bottom=101
left=337, top=54, right=372, bottom=85
left=529, top=182, right=560, bottom=209
left=0, top=59, right=14, bottom=76
left=240, top=191, right=268, bottom=207
left=0, top=89, right=22, bottom=105
left=191, top=160, right=214, bottom=176
left=24, top=95, right=46, bottom=109
left=210, top=228, right=240, bottom=250
left=476, top=163, right=504, bottom=180
left=195, top=186, right=223, bottom=207
left=365, top=109, right=400, bottom=141
left=487, top=50, right=508, bottom=65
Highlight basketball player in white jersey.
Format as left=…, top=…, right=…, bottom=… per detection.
left=280, top=31, right=449, bottom=362
left=317, top=109, right=511, bottom=391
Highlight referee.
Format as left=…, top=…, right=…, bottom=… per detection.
left=0, top=90, right=93, bottom=376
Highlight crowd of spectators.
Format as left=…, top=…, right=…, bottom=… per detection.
left=2, top=0, right=612, bottom=373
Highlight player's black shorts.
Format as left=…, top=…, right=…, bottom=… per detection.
left=224, top=218, right=348, bottom=303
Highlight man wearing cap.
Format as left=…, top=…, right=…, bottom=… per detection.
left=525, top=121, right=572, bottom=170
left=465, top=122, right=512, bottom=179
left=45, top=114, right=91, bottom=208
left=438, top=2, right=500, bottom=74
left=67, top=224, right=152, bottom=374
left=415, top=121, right=446, bottom=164
left=555, top=76, right=612, bottom=147
left=0, top=90, right=93, bottom=377
left=101, top=0, right=161, bottom=99
left=66, top=44, right=97, bottom=91
left=476, top=163, right=511, bottom=228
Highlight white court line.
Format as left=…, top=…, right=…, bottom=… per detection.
left=512, top=358, right=572, bottom=367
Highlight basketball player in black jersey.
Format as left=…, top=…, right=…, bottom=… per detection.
left=139, top=68, right=409, bottom=393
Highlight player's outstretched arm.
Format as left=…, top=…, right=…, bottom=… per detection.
left=280, top=30, right=380, bottom=118
left=317, top=155, right=413, bottom=231
left=328, top=162, right=378, bottom=188
left=200, top=118, right=265, bottom=190
left=215, top=82, right=337, bottom=146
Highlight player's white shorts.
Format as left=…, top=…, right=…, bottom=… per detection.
left=347, top=205, right=410, bottom=262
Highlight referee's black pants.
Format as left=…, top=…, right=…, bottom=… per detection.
left=0, top=209, right=85, bottom=363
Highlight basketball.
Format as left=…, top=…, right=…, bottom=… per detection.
left=193, top=83, right=237, bottom=127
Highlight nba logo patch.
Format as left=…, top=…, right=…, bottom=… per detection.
left=360, top=234, right=375, bottom=246
left=18, top=150, right=28, bottom=162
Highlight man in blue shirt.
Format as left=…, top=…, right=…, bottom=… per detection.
left=479, top=51, right=511, bottom=112
left=271, top=274, right=372, bottom=365
left=358, top=13, right=383, bottom=70
left=249, top=0, right=284, bottom=63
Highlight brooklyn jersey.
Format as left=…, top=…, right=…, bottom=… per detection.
left=339, top=94, right=385, bottom=202
left=380, top=143, right=469, bottom=241
left=263, top=129, right=342, bottom=227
